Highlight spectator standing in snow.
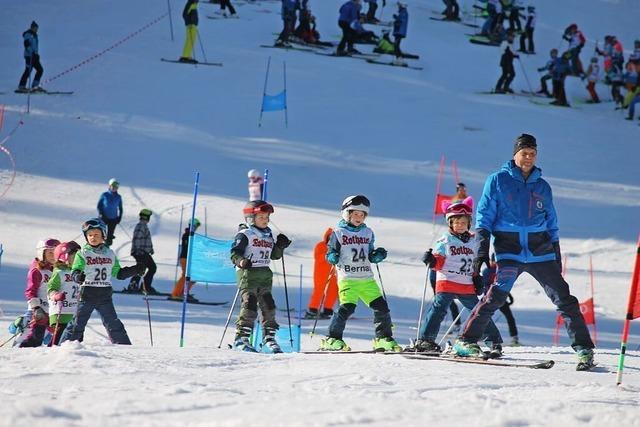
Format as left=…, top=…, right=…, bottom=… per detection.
left=392, top=2, right=409, bottom=64
left=97, top=178, right=123, bottom=247
left=179, top=0, right=199, bottom=63
left=336, top=0, right=361, bottom=56
left=495, top=29, right=518, bottom=93
left=17, top=21, right=44, bottom=93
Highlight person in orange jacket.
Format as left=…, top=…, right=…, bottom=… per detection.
left=304, top=228, right=338, bottom=319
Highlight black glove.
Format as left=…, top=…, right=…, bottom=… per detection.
left=421, top=249, right=435, bottom=267
left=237, top=258, right=252, bottom=269
left=72, top=270, right=86, bottom=284
left=135, top=263, right=146, bottom=276
left=275, top=234, right=292, bottom=249
left=117, top=266, right=139, bottom=280
left=369, top=247, right=387, bottom=263
left=537, top=67, right=544, bottom=72
left=506, top=293, right=514, bottom=306
left=472, top=275, right=484, bottom=295
left=553, top=241, right=562, bottom=271
left=33, top=307, right=46, bottom=322
left=473, top=229, right=491, bottom=274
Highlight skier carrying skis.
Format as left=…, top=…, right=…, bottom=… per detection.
left=47, top=241, right=81, bottom=345
left=16, top=238, right=60, bottom=347
left=518, top=5, right=535, bottom=54
left=305, top=228, right=339, bottom=319
left=179, top=0, right=199, bottom=63
left=319, top=195, right=402, bottom=352
left=536, top=49, right=557, bottom=97
left=410, top=199, right=504, bottom=356
left=583, top=57, right=601, bottom=103
left=230, top=200, right=291, bottom=353
left=59, top=218, right=144, bottom=344
left=495, top=29, right=518, bottom=93
left=336, top=0, right=361, bottom=56
left=17, top=21, right=44, bottom=93
left=128, top=209, right=159, bottom=294
left=275, top=0, right=298, bottom=47
left=171, top=219, right=201, bottom=302
left=452, top=134, right=596, bottom=370
left=97, top=178, right=123, bottom=247
left=392, top=2, right=409, bottom=65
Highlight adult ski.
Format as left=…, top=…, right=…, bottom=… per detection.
left=429, top=16, right=479, bottom=28
left=160, top=58, right=223, bottom=67
left=315, top=51, right=380, bottom=61
left=14, top=89, right=73, bottom=95
left=114, top=288, right=171, bottom=297
left=260, top=44, right=319, bottom=53
left=366, top=59, right=423, bottom=70
left=402, top=353, right=555, bottom=369
left=469, top=37, right=500, bottom=47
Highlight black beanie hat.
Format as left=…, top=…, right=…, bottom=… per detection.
left=31, top=21, right=39, bottom=29
left=513, top=133, right=537, bottom=155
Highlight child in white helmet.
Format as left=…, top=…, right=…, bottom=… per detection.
left=15, top=238, right=60, bottom=347
left=247, top=169, right=264, bottom=201
left=319, top=195, right=401, bottom=352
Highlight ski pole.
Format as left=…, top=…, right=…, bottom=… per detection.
left=416, top=267, right=430, bottom=343
left=167, top=0, right=175, bottom=42
left=0, top=331, right=20, bottom=348
left=375, top=264, right=388, bottom=300
left=196, top=28, right=208, bottom=63
left=173, top=205, right=184, bottom=285
left=310, top=266, right=335, bottom=338
left=437, top=307, right=466, bottom=347
left=218, top=288, right=241, bottom=348
left=517, top=57, right=535, bottom=96
left=49, top=299, right=64, bottom=347
left=142, top=288, right=154, bottom=347
left=281, top=254, right=294, bottom=349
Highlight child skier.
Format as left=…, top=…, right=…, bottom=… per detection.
left=247, top=169, right=264, bottom=201
left=392, top=2, right=409, bottom=65
left=230, top=200, right=291, bottom=353
left=170, top=218, right=201, bottom=302
left=536, top=49, right=558, bottom=97
left=17, top=238, right=60, bottom=347
left=319, top=195, right=402, bottom=352
left=47, top=241, right=82, bottom=345
left=128, top=208, right=158, bottom=294
left=59, top=218, right=144, bottom=344
left=584, top=57, right=601, bottom=103
left=410, top=200, right=503, bottom=356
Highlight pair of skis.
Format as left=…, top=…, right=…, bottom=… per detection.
left=160, top=58, right=223, bottom=67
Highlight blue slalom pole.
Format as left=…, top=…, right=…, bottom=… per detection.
left=262, top=169, right=269, bottom=201
left=258, top=56, right=272, bottom=127
left=180, top=171, right=200, bottom=347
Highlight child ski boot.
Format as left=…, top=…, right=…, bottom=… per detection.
left=452, top=339, right=485, bottom=358
left=233, top=336, right=258, bottom=353
left=262, top=336, right=283, bottom=354
left=576, top=349, right=596, bottom=371
left=373, top=337, right=402, bottom=352
left=319, top=337, right=350, bottom=352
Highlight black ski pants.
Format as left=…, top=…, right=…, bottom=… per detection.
left=496, top=62, right=515, bottom=91
left=220, top=0, right=236, bottom=14
left=337, top=20, right=356, bottom=52
left=19, top=55, right=44, bottom=88
left=462, top=260, right=594, bottom=351
left=133, top=253, right=157, bottom=290
left=519, top=28, right=534, bottom=53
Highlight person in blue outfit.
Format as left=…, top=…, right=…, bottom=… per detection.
left=482, top=254, right=520, bottom=346
left=97, top=178, right=123, bottom=247
left=452, top=134, right=596, bottom=370
left=17, top=21, right=44, bottom=92
left=336, top=0, right=361, bottom=56
left=392, top=2, right=408, bottom=63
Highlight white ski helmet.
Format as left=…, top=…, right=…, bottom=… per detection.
left=341, top=195, right=370, bottom=222
left=247, top=169, right=261, bottom=179
left=36, top=238, right=61, bottom=260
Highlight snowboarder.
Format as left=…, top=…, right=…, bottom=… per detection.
left=179, top=0, right=199, bottom=63
left=305, top=228, right=339, bottom=319
left=392, top=2, right=409, bottom=64
left=583, top=57, right=601, bottom=103
left=411, top=200, right=503, bottom=356
left=47, top=241, right=82, bottom=345
left=247, top=169, right=264, bottom=201
left=536, top=49, right=557, bottom=97
left=319, top=195, right=402, bottom=352
left=336, top=0, right=361, bottom=56
left=17, top=21, right=44, bottom=93
left=495, top=29, right=518, bottom=93
left=128, top=209, right=159, bottom=294
left=97, top=178, right=123, bottom=247
left=170, top=219, right=201, bottom=302
left=482, top=254, right=520, bottom=346
left=16, top=238, right=60, bottom=347
left=452, top=134, right=596, bottom=370
left=562, top=23, right=586, bottom=77
left=230, top=200, right=291, bottom=352
left=518, top=5, right=535, bottom=54
left=59, top=218, right=144, bottom=345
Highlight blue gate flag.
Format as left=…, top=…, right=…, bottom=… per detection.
left=252, top=325, right=301, bottom=353
left=261, top=91, right=286, bottom=112
left=188, top=234, right=236, bottom=284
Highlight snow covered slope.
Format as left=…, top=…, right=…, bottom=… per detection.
left=1, top=0, right=639, bottom=426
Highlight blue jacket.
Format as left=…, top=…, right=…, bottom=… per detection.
left=339, top=1, right=359, bottom=24
left=97, top=191, right=123, bottom=221
left=551, top=56, right=570, bottom=80
left=23, top=30, right=38, bottom=58
left=475, top=160, right=559, bottom=264
left=393, top=9, right=408, bottom=38
left=282, top=0, right=298, bottom=20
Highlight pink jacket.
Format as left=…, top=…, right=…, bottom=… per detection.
left=25, top=258, right=53, bottom=312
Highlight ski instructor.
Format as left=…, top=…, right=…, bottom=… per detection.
left=452, top=133, right=596, bottom=370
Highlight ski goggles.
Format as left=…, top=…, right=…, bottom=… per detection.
left=244, top=203, right=274, bottom=215
left=82, top=219, right=106, bottom=233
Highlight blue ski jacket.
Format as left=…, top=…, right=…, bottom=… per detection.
left=97, top=191, right=123, bottom=221
left=282, top=0, right=298, bottom=20
left=339, top=1, right=359, bottom=24
left=475, top=160, right=559, bottom=264
left=393, top=8, right=408, bottom=38
left=23, top=30, right=38, bottom=58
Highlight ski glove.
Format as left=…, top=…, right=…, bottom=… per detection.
left=553, top=241, right=562, bottom=271
left=237, top=258, right=252, bottom=269
left=473, top=229, right=491, bottom=274
left=326, top=252, right=340, bottom=265
left=52, top=292, right=66, bottom=302
left=33, top=307, right=46, bottom=322
left=71, top=270, right=86, bottom=284
left=421, top=249, right=436, bottom=268
left=275, top=234, right=292, bottom=249
left=369, top=247, right=387, bottom=264
left=472, top=275, right=484, bottom=295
